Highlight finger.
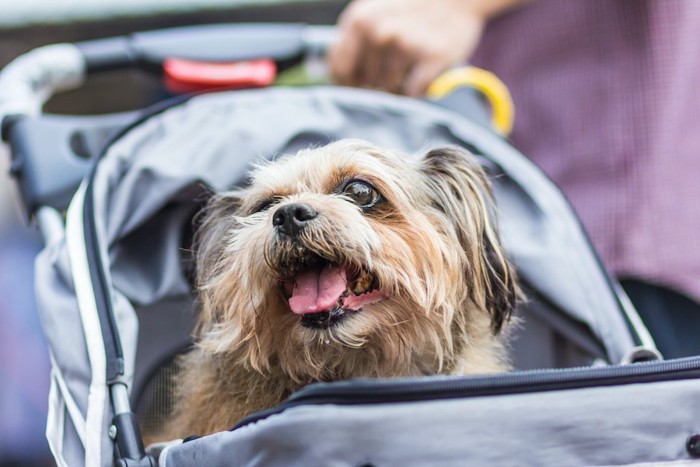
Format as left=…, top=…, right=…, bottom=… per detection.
left=329, top=0, right=378, bottom=87
left=355, top=21, right=414, bottom=93
left=355, top=32, right=387, bottom=89
left=328, top=6, right=370, bottom=86
left=376, top=41, right=414, bottom=94
left=402, top=59, right=450, bottom=98
left=328, top=26, right=364, bottom=86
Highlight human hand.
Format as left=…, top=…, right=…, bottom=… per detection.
left=328, top=0, right=489, bottom=97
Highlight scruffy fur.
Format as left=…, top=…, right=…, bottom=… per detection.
left=163, top=139, right=518, bottom=439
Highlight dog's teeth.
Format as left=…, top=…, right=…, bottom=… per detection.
left=353, top=271, right=373, bottom=294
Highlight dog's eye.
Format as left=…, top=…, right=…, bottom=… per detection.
left=252, top=198, right=274, bottom=214
left=342, top=180, right=380, bottom=208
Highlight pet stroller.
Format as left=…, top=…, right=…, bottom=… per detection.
left=1, top=23, right=699, bottom=467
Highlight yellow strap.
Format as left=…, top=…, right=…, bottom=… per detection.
left=426, top=66, right=515, bottom=135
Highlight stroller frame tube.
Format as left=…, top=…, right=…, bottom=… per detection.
left=111, top=383, right=151, bottom=466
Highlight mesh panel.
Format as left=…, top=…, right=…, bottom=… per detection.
left=135, top=357, right=180, bottom=440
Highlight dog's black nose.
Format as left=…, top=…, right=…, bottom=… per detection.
left=272, top=203, right=318, bottom=236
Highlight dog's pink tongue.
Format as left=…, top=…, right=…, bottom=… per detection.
left=289, top=265, right=347, bottom=314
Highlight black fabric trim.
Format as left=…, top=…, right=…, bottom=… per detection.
left=231, top=356, right=700, bottom=431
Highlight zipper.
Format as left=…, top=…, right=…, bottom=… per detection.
left=233, top=356, right=700, bottom=430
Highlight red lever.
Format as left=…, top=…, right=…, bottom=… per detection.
left=163, top=58, right=277, bottom=93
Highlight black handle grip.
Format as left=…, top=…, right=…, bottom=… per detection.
left=77, top=23, right=307, bottom=74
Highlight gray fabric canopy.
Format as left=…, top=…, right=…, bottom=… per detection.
left=34, top=87, right=643, bottom=466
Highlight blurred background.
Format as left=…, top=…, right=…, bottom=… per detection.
left=0, top=1, right=344, bottom=465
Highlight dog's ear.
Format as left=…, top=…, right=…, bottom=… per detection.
left=193, top=190, right=244, bottom=326
left=420, top=146, right=518, bottom=333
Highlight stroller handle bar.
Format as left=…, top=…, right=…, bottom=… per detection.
left=0, top=23, right=336, bottom=122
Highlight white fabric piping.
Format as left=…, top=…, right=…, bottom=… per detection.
left=66, top=182, right=106, bottom=467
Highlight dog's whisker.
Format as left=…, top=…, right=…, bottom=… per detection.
left=387, top=318, right=412, bottom=327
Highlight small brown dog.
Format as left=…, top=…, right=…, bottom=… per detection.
left=165, top=139, right=518, bottom=438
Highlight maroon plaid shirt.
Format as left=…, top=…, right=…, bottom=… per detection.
left=472, top=0, right=700, bottom=303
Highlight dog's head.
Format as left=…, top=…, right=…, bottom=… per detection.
left=194, top=140, right=517, bottom=382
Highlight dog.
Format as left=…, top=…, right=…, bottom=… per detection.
left=164, top=139, right=518, bottom=439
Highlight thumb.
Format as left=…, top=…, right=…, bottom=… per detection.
left=402, top=59, right=452, bottom=98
